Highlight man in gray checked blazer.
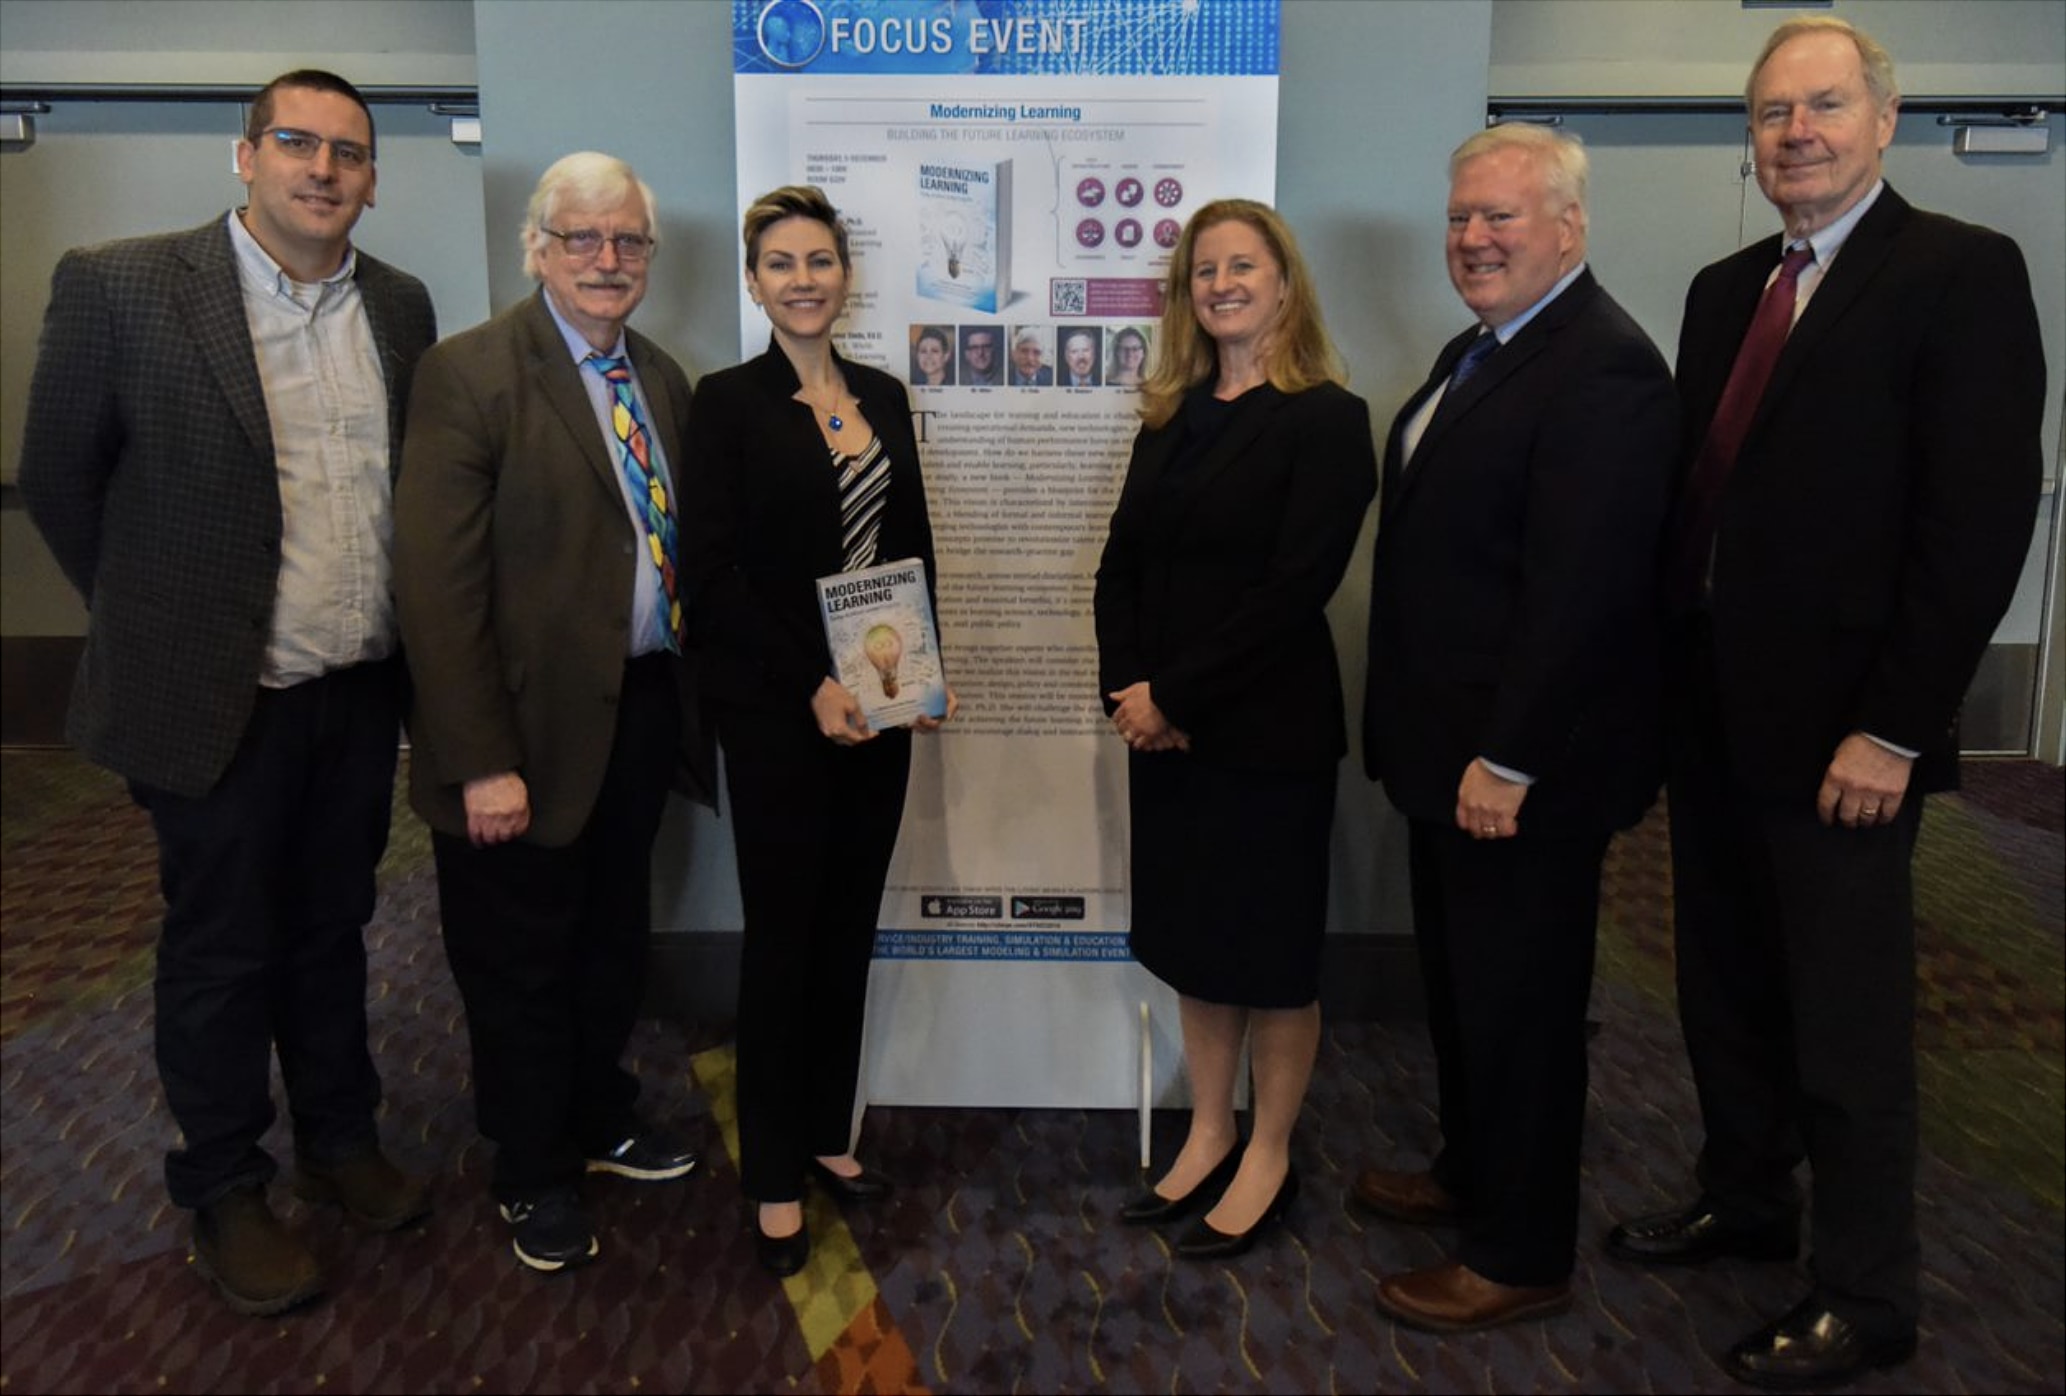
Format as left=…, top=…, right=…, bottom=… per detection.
left=18, top=70, right=437, bottom=1317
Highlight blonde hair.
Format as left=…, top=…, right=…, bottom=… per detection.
left=1138, top=199, right=1345, bottom=429
left=742, top=183, right=851, bottom=269
left=1746, top=15, right=1900, bottom=111
left=1451, top=123, right=1590, bottom=240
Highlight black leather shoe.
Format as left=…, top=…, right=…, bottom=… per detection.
left=1606, top=1198, right=1798, bottom=1266
left=809, top=1158, right=895, bottom=1203
left=752, top=1207, right=810, bottom=1278
left=1722, top=1299, right=1916, bottom=1389
left=1121, top=1144, right=1243, bottom=1225
left=1174, top=1165, right=1299, bottom=1259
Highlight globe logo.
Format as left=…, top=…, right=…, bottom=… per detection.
left=756, top=0, right=827, bottom=69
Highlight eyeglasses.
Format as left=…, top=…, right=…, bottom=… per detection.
left=541, top=227, right=656, bottom=263
left=259, top=127, right=374, bottom=171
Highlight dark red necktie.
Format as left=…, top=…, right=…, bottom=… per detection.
left=1671, top=244, right=1815, bottom=606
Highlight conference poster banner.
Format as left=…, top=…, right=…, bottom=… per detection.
left=733, top=0, right=1280, bottom=1107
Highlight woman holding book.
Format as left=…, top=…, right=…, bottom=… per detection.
left=1094, top=199, right=1376, bottom=1258
left=681, top=184, right=953, bottom=1277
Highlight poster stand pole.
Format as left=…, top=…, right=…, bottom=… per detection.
left=1138, top=998, right=1152, bottom=1173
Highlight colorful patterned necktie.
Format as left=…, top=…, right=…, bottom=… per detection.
left=591, top=355, right=681, bottom=651
left=1670, top=244, right=1816, bottom=607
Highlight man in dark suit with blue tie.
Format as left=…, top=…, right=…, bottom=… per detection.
left=1604, top=18, right=2045, bottom=1388
left=1356, top=123, right=1678, bottom=1332
left=18, top=70, right=436, bottom=1316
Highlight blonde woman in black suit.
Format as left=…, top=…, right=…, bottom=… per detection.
left=1094, top=199, right=1376, bottom=1258
left=681, top=185, right=954, bottom=1277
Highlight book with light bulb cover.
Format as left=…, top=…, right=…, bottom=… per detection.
left=916, top=158, right=1012, bottom=312
left=816, top=556, right=949, bottom=730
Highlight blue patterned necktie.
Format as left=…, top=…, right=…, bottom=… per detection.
left=1449, top=331, right=1497, bottom=389
left=590, top=355, right=681, bottom=651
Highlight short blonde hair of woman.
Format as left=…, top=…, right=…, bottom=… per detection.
left=742, top=183, right=852, bottom=270
left=1138, top=199, right=1345, bottom=429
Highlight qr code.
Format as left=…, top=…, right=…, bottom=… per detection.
left=1050, top=279, right=1088, bottom=315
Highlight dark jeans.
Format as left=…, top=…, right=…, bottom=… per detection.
left=134, top=659, right=402, bottom=1210
left=433, top=653, right=680, bottom=1200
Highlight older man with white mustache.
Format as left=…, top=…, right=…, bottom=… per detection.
left=394, top=152, right=716, bottom=1276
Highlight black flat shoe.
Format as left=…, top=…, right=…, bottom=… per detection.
left=752, top=1207, right=810, bottom=1278
left=1174, top=1164, right=1299, bottom=1259
left=1120, top=1143, right=1244, bottom=1225
left=808, top=1158, right=895, bottom=1203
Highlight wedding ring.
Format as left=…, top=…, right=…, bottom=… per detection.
left=1481, top=823, right=1496, bottom=834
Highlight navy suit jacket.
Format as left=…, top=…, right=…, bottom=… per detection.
left=1673, top=186, right=2045, bottom=799
left=1364, top=270, right=1678, bottom=833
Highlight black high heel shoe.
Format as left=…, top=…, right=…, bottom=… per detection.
left=1174, top=1163, right=1299, bottom=1259
left=752, top=1203, right=810, bottom=1277
left=1120, top=1143, right=1244, bottom=1225
left=808, top=1158, right=896, bottom=1203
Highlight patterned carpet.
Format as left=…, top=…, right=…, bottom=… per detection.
left=1, top=750, right=2060, bottom=1394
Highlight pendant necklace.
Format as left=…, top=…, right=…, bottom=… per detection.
left=808, top=383, right=846, bottom=432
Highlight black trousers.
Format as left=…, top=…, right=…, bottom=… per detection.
left=432, top=653, right=679, bottom=1200
left=719, top=705, right=910, bottom=1202
left=133, top=659, right=401, bottom=1210
left=1408, top=815, right=1610, bottom=1288
left=1667, top=628, right=1921, bottom=1338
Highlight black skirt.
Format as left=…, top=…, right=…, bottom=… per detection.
left=1126, top=750, right=1337, bottom=1008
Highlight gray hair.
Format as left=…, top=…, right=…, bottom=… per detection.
left=1449, top=123, right=1590, bottom=237
left=520, top=152, right=659, bottom=279
left=1745, top=15, right=1900, bottom=112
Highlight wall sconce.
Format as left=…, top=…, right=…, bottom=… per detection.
left=1940, top=109, right=2051, bottom=156
left=1, top=101, right=50, bottom=148
left=431, top=102, right=481, bottom=149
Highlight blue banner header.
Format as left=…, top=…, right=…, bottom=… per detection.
left=735, top=0, right=1280, bottom=77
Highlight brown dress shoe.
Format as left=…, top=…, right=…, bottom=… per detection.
left=1349, top=1167, right=1472, bottom=1227
left=294, top=1149, right=432, bottom=1231
left=1373, top=1261, right=1571, bottom=1333
left=191, top=1186, right=324, bottom=1316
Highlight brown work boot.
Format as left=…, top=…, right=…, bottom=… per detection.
left=191, top=1186, right=324, bottom=1316
left=294, top=1148, right=432, bottom=1231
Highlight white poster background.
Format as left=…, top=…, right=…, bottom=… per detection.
left=733, top=1, right=1278, bottom=1108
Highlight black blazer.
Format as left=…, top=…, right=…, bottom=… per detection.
left=681, top=342, right=938, bottom=712
left=1363, top=270, right=1677, bottom=834
left=19, top=217, right=435, bottom=796
left=1095, top=382, right=1377, bottom=772
left=1675, top=186, right=2045, bottom=800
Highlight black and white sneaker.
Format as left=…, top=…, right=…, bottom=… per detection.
left=585, top=1129, right=701, bottom=1182
left=498, top=1189, right=599, bottom=1272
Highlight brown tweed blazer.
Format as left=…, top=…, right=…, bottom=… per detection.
left=393, top=291, right=715, bottom=846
